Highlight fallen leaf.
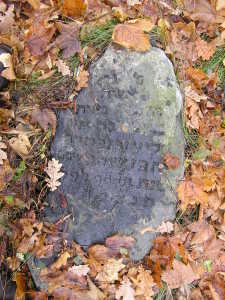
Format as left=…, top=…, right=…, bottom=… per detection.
left=0, top=5, right=15, bottom=34
left=161, top=260, right=198, bottom=289
left=126, top=18, right=155, bottom=32
left=0, top=159, right=13, bottom=191
left=164, top=153, right=180, bottom=169
left=112, top=23, right=150, bottom=52
left=116, top=278, right=135, bottom=300
left=0, top=108, right=14, bottom=127
left=55, top=59, right=71, bottom=76
left=127, top=0, right=141, bottom=5
left=88, top=245, right=111, bottom=261
left=0, top=136, right=7, bottom=165
left=177, top=178, right=208, bottom=211
left=62, top=0, right=87, bottom=17
left=0, top=52, right=16, bottom=80
left=133, top=266, right=155, bottom=299
left=26, top=0, right=40, bottom=10
left=196, top=37, right=215, bottom=60
left=26, top=10, right=56, bottom=57
left=9, top=134, right=31, bottom=156
left=186, top=67, right=209, bottom=89
left=96, top=258, right=125, bottom=282
left=14, top=272, right=26, bottom=300
left=157, top=221, right=174, bottom=234
left=105, top=235, right=135, bottom=255
left=184, top=0, right=217, bottom=24
left=55, top=22, right=81, bottom=59
left=45, top=158, right=64, bottom=192
left=185, top=85, right=208, bottom=103
left=86, top=277, right=106, bottom=300
left=51, top=251, right=70, bottom=270
left=68, top=264, right=90, bottom=277
left=216, top=0, right=225, bottom=11
left=188, top=221, right=215, bottom=245
left=17, top=232, right=40, bottom=253
left=31, top=108, right=56, bottom=135
left=76, top=66, right=89, bottom=91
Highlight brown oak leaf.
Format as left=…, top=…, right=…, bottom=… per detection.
left=31, top=108, right=56, bottom=135
left=55, top=22, right=81, bottom=59
left=196, top=37, right=215, bottom=61
left=177, top=178, right=208, bottom=211
left=162, top=260, right=198, bottom=289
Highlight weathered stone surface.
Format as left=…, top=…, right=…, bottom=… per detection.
left=46, top=46, right=184, bottom=260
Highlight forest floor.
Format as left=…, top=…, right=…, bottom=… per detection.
left=0, top=0, right=225, bottom=299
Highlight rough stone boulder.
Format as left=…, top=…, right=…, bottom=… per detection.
left=46, top=46, right=184, bottom=260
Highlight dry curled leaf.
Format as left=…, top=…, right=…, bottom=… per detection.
left=116, top=278, right=135, bottom=300
left=55, top=59, right=71, bottom=76
left=45, top=158, right=64, bottom=191
left=161, top=260, right=198, bottom=289
left=31, top=108, right=56, bottom=135
left=112, top=24, right=150, bottom=52
left=9, top=133, right=31, bottom=156
left=55, top=22, right=81, bottom=59
left=164, top=153, right=180, bottom=169
left=0, top=136, right=7, bottom=165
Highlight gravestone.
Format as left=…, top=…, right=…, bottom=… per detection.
left=46, top=46, right=184, bottom=260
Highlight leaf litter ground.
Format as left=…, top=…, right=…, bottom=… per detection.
left=0, top=0, right=225, bottom=299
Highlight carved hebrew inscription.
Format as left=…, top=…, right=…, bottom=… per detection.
left=58, top=103, right=165, bottom=215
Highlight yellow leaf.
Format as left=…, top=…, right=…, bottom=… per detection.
left=112, top=24, right=150, bottom=52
